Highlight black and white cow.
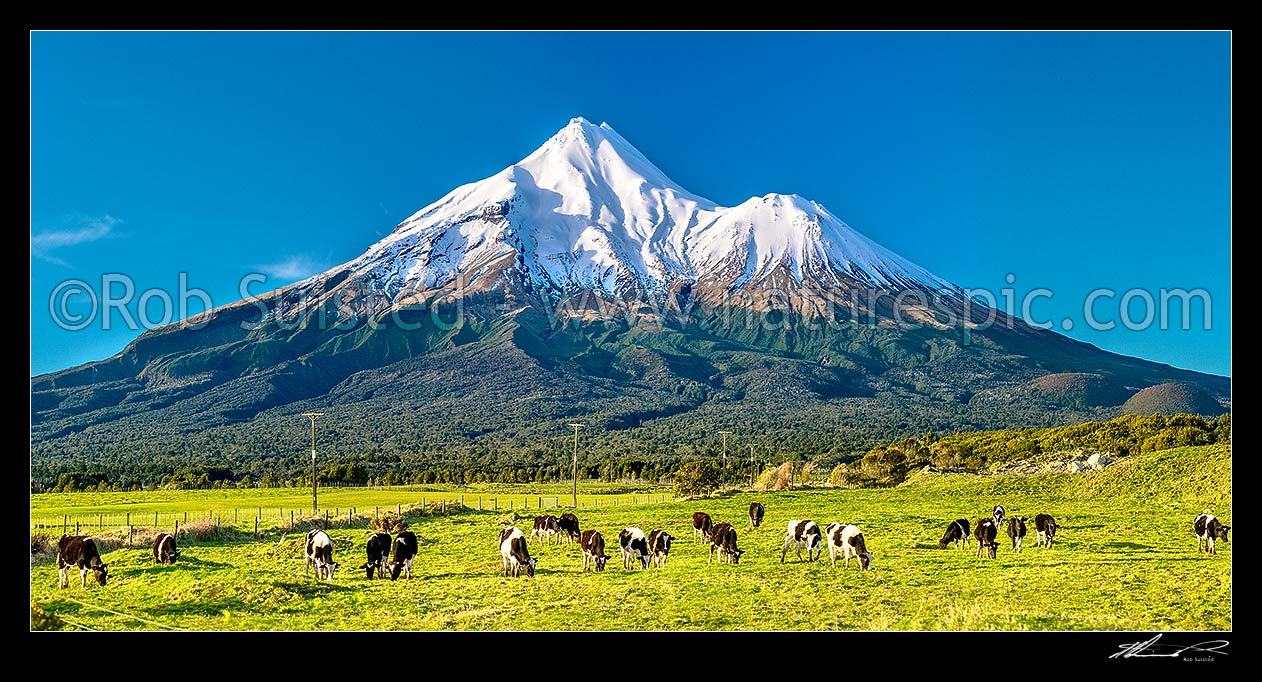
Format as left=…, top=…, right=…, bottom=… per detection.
left=938, top=518, right=971, bottom=550
left=974, top=519, right=999, bottom=559
left=1034, top=513, right=1058, bottom=548
left=1194, top=511, right=1230, bottom=555
left=825, top=523, right=873, bottom=570
left=647, top=530, right=673, bottom=568
left=305, top=529, right=338, bottom=580
left=388, top=531, right=419, bottom=581
left=500, top=526, right=537, bottom=578
left=781, top=520, right=823, bottom=563
left=619, top=527, right=651, bottom=570
left=153, top=532, right=179, bottom=565
left=992, top=505, right=1006, bottom=530
left=692, top=512, right=714, bottom=543
left=708, top=523, right=743, bottom=565
left=580, top=529, right=609, bottom=572
left=531, top=515, right=561, bottom=544
left=749, top=502, right=765, bottom=529
left=558, top=513, right=581, bottom=544
left=1006, top=516, right=1027, bottom=553
left=57, top=535, right=108, bottom=588
left=362, top=532, right=392, bottom=579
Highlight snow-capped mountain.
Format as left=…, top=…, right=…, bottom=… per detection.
left=306, top=117, right=958, bottom=311
left=31, top=117, right=1229, bottom=467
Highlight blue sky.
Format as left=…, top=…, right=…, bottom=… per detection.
left=30, top=31, right=1230, bottom=377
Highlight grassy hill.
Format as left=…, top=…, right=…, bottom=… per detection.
left=30, top=443, right=1230, bottom=631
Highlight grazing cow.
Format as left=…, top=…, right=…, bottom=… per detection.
left=388, top=531, right=419, bottom=581
left=749, top=502, right=765, bottom=529
left=619, top=527, right=651, bottom=570
left=531, top=515, right=561, bottom=544
left=558, top=513, right=581, bottom=544
left=1034, top=513, right=1058, bottom=548
left=992, top=505, right=1006, bottom=530
left=580, top=529, right=609, bottom=572
left=937, top=518, right=971, bottom=550
left=974, top=519, right=999, bottom=559
left=500, top=526, right=537, bottom=578
left=708, top=523, right=743, bottom=565
left=362, top=532, right=392, bottom=579
left=692, top=512, right=714, bottom=543
left=57, top=535, right=108, bottom=588
left=825, top=523, right=873, bottom=570
left=153, top=532, right=180, bottom=565
left=1006, top=516, right=1027, bottom=553
left=647, top=530, right=673, bottom=568
left=1194, top=511, right=1230, bottom=555
left=305, top=529, right=339, bottom=580
left=781, top=520, right=823, bottom=563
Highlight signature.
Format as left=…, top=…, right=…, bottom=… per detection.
left=1110, top=634, right=1230, bottom=659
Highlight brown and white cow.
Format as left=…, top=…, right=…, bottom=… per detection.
left=825, top=523, right=873, bottom=570
left=305, top=529, right=339, bottom=580
left=974, top=519, right=999, bottom=559
left=531, top=515, right=561, bottom=544
left=580, top=529, right=609, bottom=572
left=388, top=531, right=418, bottom=581
left=749, top=502, right=765, bottom=529
left=1194, top=511, right=1230, bottom=555
left=558, top=513, right=581, bottom=544
left=1034, top=513, right=1058, bottom=548
left=57, top=535, right=109, bottom=588
left=647, top=530, right=673, bottom=568
left=781, top=520, right=823, bottom=563
left=1006, top=516, right=1027, bottom=553
left=692, top=512, right=714, bottom=543
left=153, top=532, right=180, bottom=565
left=708, top=523, right=743, bottom=565
left=500, top=526, right=537, bottom=578
left=619, top=527, right=651, bottom=570
left=937, top=518, right=971, bottom=550
left=362, top=532, right=391, bottom=579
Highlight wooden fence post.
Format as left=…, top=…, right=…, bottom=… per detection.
left=478, top=497, right=482, bottom=511
left=63, top=515, right=67, bottom=534
left=255, top=517, right=259, bottom=538
left=290, top=510, right=294, bottom=529
left=126, top=512, right=130, bottom=528
left=75, top=520, right=80, bottom=534
left=129, top=525, right=134, bottom=547
left=174, top=519, right=179, bottom=538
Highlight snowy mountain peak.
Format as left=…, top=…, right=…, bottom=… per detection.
left=333, top=118, right=958, bottom=306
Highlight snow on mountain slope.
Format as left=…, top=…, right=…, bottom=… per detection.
left=318, top=117, right=958, bottom=305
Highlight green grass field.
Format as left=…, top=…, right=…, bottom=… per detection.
left=30, top=444, right=1231, bottom=631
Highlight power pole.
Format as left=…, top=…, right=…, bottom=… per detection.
left=302, top=412, right=324, bottom=515
left=719, top=431, right=732, bottom=484
left=568, top=423, right=585, bottom=508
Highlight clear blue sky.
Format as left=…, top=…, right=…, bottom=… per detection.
left=30, top=31, right=1231, bottom=378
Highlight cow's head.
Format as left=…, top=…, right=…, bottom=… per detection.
left=93, top=563, right=109, bottom=586
left=362, top=561, right=378, bottom=580
left=171, top=549, right=181, bottom=561
left=729, top=549, right=744, bottom=564
left=938, top=539, right=949, bottom=549
left=1216, top=525, right=1230, bottom=541
left=322, top=561, right=339, bottom=581
left=524, top=557, right=537, bottom=578
left=389, top=560, right=407, bottom=581
left=857, top=552, right=874, bottom=570
left=985, top=543, right=998, bottom=559
left=594, top=554, right=608, bottom=572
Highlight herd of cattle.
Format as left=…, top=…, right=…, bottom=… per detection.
left=49, top=504, right=1231, bottom=588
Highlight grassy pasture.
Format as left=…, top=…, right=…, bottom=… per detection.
left=30, top=444, right=1230, bottom=631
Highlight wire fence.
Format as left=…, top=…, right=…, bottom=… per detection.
left=31, top=494, right=675, bottom=538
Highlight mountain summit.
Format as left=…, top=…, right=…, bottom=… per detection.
left=314, top=117, right=956, bottom=315
left=31, top=118, right=1228, bottom=474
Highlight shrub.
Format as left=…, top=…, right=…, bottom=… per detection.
left=370, top=512, right=409, bottom=534
left=674, top=460, right=721, bottom=498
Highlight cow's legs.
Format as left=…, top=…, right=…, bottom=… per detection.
left=58, top=565, right=67, bottom=589
left=80, top=566, right=88, bottom=588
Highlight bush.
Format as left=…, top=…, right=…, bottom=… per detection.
left=828, top=462, right=859, bottom=488
left=673, top=460, right=721, bottom=497
left=370, top=512, right=409, bottom=534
